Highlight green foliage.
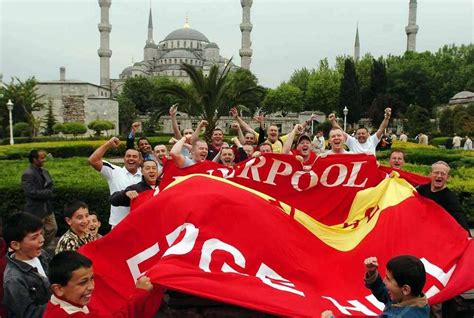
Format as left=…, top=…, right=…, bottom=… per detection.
left=13, top=122, right=30, bottom=137
left=431, top=137, right=449, bottom=148
left=0, top=77, right=44, bottom=137
left=262, top=83, right=303, bottom=114
left=52, top=123, right=64, bottom=134
left=225, top=68, right=265, bottom=116
left=438, top=108, right=454, bottom=136
left=61, top=122, right=87, bottom=137
left=305, top=60, right=341, bottom=114
left=43, top=100, right=57, bottom=136
left=117, top=95, right=138, bottom=134
left=87, top=120, right=115, bottom=137
left=405, top=105, right=431, bottom=136
left=339, top=58, right=361, bottom=123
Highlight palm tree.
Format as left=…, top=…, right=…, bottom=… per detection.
left=158, top=61, right=264, bottom=141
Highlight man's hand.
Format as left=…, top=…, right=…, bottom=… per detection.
left=328, top=113, right=336, bottom=122
left=229, top=107, right=239, bottom=118
left=293, top=124, right=304, bottom=134
left=231, top=122, right=240, bottom=131
left=136, top=275, right=154, bottom=292
left=364, top=257, right=379, bottom=275
left=321, top=310, right=335, bottom=318
left=131, top=122, right=141, bottom=132
left=107, top=137, right=120, bottom=149
left=198, top=120, right=208, bottom=128
left=169, top=104, right=178, bottom=116
left=125, top=191, right=139, bottom=200
left=231, top=136, right=242, bottom=147
left=253, top=114, right=265, bottom=125
left=384, top=107, right=392, bottom=119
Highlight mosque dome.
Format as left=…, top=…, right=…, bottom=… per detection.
left=204, top=42, right=219, bottom=49
left=451, top=91, right=474, bottom=100
left=162, top=49, right=197, bottom=59
left=120, top=66, right=134, bottom=77
left=164, top=27, right=209, bottom=42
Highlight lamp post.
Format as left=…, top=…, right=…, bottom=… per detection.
left=6, top=99, right=14, bottom=145
left=343, top=106, right=348, bottom=132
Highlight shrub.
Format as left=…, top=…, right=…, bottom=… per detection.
left=88, top=120, right=115, bottom=136
left=52, top=123, right=64, bottom=134
left=62, top=122, right=87, bottom=137
left=13, top=122, right=31, bottom=137
left=431, top=137, right=449, bottom=148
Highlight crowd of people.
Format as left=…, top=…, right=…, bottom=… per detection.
left=0, top=105, right=472, bottom=318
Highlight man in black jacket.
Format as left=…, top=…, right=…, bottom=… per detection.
left=110, top=160, right=160, bottom=207
left=21, top=150, right=57, bottom=248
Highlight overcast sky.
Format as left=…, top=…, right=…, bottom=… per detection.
left=1, top=0, right=472, bottom=88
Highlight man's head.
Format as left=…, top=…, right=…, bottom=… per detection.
left=244, top=132, right=256, bottom=145
left=182, top=128, right=194, bottom=143
left=384, top=255, right=426, bottom=302
left=267, top=125, right=280, bottom=143
left=137, top=137, right=152, bottom=154
left=258, top=142, right=273, bottom=153
left=389, top=150, right=406, bottom=170
left=153, top=144, right=168, bottom=162
left=87, top=212, right=101, bottom=237
left=243, top=145, right=255, bottom=157
left=211, top=128, right=224, bottom=146
left=142, top=160, right=159, bottom=185
left=329, top=128, right=346, bottom=153
left=123, top=149, right=142, bottom=173
left=220, top=147, right=235, bottom=167
left=296, top=134, right=312, bottom=159
left=316, top=130, right=323, bottom=137
left=3, top=212, right=44, bottom=261
left=429, top=161, right=450, bottom=192
left=49, top=251, right=94, bottom=307
left=191, top=140, right=209, bottom=162
left=356, top=127, right=369, bottom=144
left=64, top=201, right=90, bottom=237
left=28, top=150, right=47, bottom=168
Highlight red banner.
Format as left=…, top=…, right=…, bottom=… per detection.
left=81, top=160, right=474, bottom=317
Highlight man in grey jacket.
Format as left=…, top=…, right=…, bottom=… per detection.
left=21, top=150, right=57, bottom=248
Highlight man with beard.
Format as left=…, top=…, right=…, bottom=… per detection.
left=88, top=137, right=142, bottom=227
left=171, top=137, right=209, bottom=168
left=110, top=160, right=160, bottom=207
left=328, top=108, right=391, bottom=155
left=126, top=122, right=158, bottom=162
left=282, top=124, right=316, bottom=166
left=417, top=161, right=470, bottom=234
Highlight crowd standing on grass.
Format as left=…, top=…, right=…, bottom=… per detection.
left=0, top=105, right=472, bottom=318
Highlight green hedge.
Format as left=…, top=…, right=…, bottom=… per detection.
left=0, top=135, right=174, bottom=159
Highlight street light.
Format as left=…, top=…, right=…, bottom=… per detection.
left=6, top=99, right=14, bottom=145
left=343, top=106, right=349, bottom=132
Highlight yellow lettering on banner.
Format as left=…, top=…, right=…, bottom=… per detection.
left=164, top=173, right=415, bottom=252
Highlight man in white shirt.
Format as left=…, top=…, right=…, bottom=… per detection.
left=328, top=107, right=391, bottom=155
left=312, top=130, right=325, bottom=153
left=88, top=137, right=142, bottom=227
left=464, top=136, right=472, bottom=150
left=452, top=134, right=462, bottom=149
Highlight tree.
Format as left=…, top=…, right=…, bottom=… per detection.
left=158, top=61, right=263, bottom=141
left=87, top=120, right=115, bottom=136
left=61, top=122, right=87, bottom=137
left=43, top=100, right=57, bottom=136
left=13, top=122, right=30, bottom=137
left=262, top=83, right=303, bottom=114
left=438, top=107, right=454, bottom=136
left=117, top=95, right=138, bottom=134
left=225, top=68, right=265, bottom=116
left=0, top=77, right=44, bottom=137
left=339, top=58, right=361, bottom=123
left=305, top=59, right=340, bottom=114
left=405, top=104, right=431, bottom=136
left=356, top=54, right=375, bottom=109
left=121, top=76, right=155, bottom=114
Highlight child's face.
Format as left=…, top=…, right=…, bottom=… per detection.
left=58, top=266, right=95, bottom=306
left=66, top=208, right=90, bottom=237
left=87, top=215, right=101, bottom=236
left=12, top=229, right=44, bottom=261
left=383, top=270, right=404, bottom=302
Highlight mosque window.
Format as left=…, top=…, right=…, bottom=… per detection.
left=171, top=41, right=173, bottom=48
left=191, top=42, right=194, bottom=48
left=174, top=58, right=177, bottom=64
left=180, top=59, right=182, bottom=63
left=185, top=59, right=188, bottom=63
left=178, top=41, right=181, bottom=47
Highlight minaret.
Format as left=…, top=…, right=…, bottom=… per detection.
left=354, top=24, right=360, bottom=62
left=144, top=6, right=158, bottom=61
left=405, top=0, right=419, bottom=52
left=239, top=0, right=253, bottom=70
left=98, top=0, right=112, bottom=88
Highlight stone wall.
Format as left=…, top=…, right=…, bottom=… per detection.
left=62, top=96, right=85, bottom=122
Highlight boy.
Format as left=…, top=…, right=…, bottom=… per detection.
left=87, top=211, right=102, bottom=240
left=44, top=251, right=157, bottom=317
left=364, top=255, right=429, bottom=317
left=56, top=201, right=95, bottom=254
left=2, top=212, right=51, bottom=317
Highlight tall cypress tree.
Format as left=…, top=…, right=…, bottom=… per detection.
left=43, top=100, right=56, bottom=136
left=339, top=58, right=361, bottom=123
